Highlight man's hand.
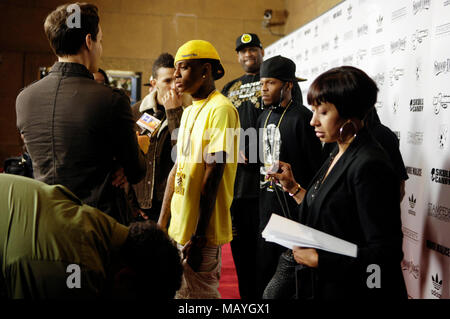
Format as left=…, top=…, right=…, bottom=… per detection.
left=136, top=131, right=150, bottom=154
left=162, top=88, right=183, bottom=110
left=181, top=237, right=206, bottom=272
left=112, top=167, right=128, bottom=189
left=238, top=150, right=248, bottom=164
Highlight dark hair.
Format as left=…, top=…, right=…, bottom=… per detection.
left=152, top=53, right=175, bottom=78
left=121, top=221, right=182, bottom=299
left=307, top=66, right=378, bottom=120
left=198, top=59, right=224, bottom=80
left=44, top=3, right=100, bottom=56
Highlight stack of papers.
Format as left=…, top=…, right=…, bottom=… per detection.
left=262, top=214, right=358, bottom=258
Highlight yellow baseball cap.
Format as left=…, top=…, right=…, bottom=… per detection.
left=174, top=40, right=225, bottom=80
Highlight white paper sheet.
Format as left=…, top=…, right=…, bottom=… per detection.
left=262, top=214, right=358, bottom=258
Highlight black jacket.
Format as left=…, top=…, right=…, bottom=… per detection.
left=297, top=128, right=407, bottom=299
left=16, top=62, right=146, bottom=223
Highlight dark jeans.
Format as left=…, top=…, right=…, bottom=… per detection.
left=230, top=198, right=260, bottom=299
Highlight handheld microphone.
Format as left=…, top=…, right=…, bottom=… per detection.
left=136, top=112, right=162, bottom=137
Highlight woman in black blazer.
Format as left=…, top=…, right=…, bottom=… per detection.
left=264, top=66, right=407, bottom=299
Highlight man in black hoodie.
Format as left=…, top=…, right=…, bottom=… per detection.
left=256, top=55, right=324, bottom=297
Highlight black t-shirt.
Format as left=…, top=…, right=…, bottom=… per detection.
left=256, top=101, right=324, bottom=231
left=222, top=74, right=263, bottom=199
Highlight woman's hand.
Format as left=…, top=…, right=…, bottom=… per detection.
left=293, top=246, right=319, bottom=268
left=266, top=161, right=298, bottom=193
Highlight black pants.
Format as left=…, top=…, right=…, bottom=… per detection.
left=255, top=234, right=287, bottom=298
left=229, top=198, right=260, bottom=299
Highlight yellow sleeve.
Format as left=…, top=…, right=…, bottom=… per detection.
left=205, top=104, right=239, bottom=156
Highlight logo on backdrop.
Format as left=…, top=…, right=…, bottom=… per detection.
left=413, top=0, right=431, bottom=14
left=445, top=0, right=450, bottom=7
left=392, top=6, right=407, bottom=22
left=357, top=24, right=369, bottom=37
left=431, top=168, right=450, bottom=185
left=321, top=41, right=330, bottom=52
left=373, top=73, right=385, bottom=87
left=392, top=96, right=400, bottom=114
left=403, top=226, right=419, bottom=243
left=391, top=38, right=406, bottom=54
left=356, top=49, right=368, bottom=65
left=415, top=60, right=422, bottom=81
left=333, top=9, right=342, bottom=20
left=434, top=58, right=450, bottom=76
left=431, top=273, right=443, bottom=299
left=343, top=55, right=354, bottom=65
left=406, top=166, right=423, bottom=177
left=401, top=259, right=420, bottom=279
left=412, top=29, right=429, bottom=50
left=408, top=194, right=417, bottom=216
left=334, top=34, right=339, bottom=49
left=314, top=25, right=319, bottom=37
left=427, top=240, right=450, bottom=257
left=347, top=4, right=353, bottom=20
left=433, top=93, right=449, bottom=114
left=438, top=125, right=448, bottom=149
left=409, top=194, right=417, bottom=209
left=390, top=67, right=405, bottom=85
left=410, top=98, right=424, bottom=112
left=407, top=131, right=424, bottom=145
left=428, top=202, right=450, bottom=223
left=376, top=15, right=384, bottom=33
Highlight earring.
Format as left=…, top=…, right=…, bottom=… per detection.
left=202, top=75, right=206, bottom=79
left=338, top=120, right=358, bottom=143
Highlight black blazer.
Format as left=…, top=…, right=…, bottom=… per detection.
left=16, top=62, right=146, bottom=223
left=297, top=127, right=407, bottom=299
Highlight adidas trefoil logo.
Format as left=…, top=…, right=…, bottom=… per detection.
left=409, top=194, right=417, bottom=209
left=432, top=274, right=443, bottom=291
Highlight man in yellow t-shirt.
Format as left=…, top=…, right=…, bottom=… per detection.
left=158, top=40, right=240, bottom=299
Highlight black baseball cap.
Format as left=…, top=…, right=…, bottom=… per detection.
left=235, top=33, right=263, bottom=52
left=260, top=55, right=307, bottom=82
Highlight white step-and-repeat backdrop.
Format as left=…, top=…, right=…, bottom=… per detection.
left=264, top=0, right=449, bottom=299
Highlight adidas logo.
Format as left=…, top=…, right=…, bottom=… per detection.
left=432, top=274, right=443, bottom=291
left=409, top=194, right=417, bottom=209
left=376, top=15, right=383, bottom=26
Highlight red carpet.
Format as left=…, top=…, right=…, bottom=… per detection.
left=219, top=243, right=240, bottom=299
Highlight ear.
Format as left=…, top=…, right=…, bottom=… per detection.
left=150, top=78, right=157, bottom=87
left=286, top=81, right=293, bottom=92
left=202, top=63, right=212, bottom=79
left=261, top=47, right=265, bottom=57
left=85, top=33, right=93, bottom=51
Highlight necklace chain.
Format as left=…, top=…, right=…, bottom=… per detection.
left=179, top=89, right=216, bottom=167
left=263, top=99, right=293, bottom=130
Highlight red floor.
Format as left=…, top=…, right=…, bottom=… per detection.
left=218, top=243, right=240, bottom=299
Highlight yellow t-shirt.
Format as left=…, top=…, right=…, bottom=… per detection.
left=169, top=90, right=240, bottom=246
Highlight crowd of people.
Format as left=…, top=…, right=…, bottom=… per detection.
left=1, top=3, right=408, bottom=299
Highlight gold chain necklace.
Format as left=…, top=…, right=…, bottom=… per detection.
left=263, top=99, right=293, bottom=129
left=175, top=89, right=216, bottom=195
